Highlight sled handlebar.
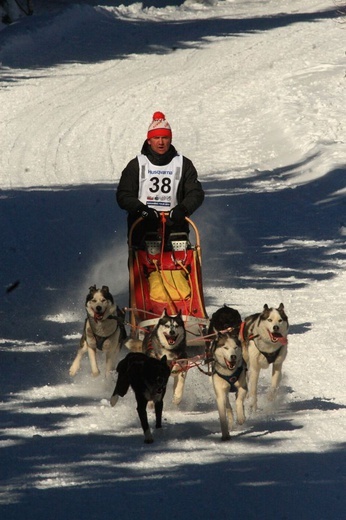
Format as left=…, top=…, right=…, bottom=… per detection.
left=128, top=212, right=201, bottom=250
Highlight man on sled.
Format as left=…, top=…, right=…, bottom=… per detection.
left=116, top=111, right=207, bottom=348
left=116, top=111, right=204, bottom=247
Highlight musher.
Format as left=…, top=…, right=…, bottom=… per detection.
left=116, top=111, right=204, bottom=246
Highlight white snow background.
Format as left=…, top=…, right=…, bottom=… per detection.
left=1, top=1, right=346, bottom=519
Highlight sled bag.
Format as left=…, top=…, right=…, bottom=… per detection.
left=148, top=270, right=191, bottom=302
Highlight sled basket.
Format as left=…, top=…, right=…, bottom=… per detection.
left=128, top=214, right=209, bottom=346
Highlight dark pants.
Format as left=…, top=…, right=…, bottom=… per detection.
left=127, top=216, right=189, bottom=249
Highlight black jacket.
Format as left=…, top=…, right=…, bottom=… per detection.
left=117, top=141, right=204, bottom=242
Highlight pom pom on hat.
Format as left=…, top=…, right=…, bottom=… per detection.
left=153, top=111, right=165, bottom=120
left=147, top=111, right=172, bottom=139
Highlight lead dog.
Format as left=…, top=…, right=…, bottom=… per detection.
left=211, top=332, right=247, bottom=441
left=110, top=352, right=170, bottom=443
left=69, top=285, right=125, bottom=378
left=240, top=303, right=289, bottom=411
left=126, top=309, right=188, bottom=405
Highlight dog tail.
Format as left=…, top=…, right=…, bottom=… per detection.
left=124, top=338, right=143, bottom=353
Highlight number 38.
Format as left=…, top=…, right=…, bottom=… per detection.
left=149, top=177, right=172, bottom=194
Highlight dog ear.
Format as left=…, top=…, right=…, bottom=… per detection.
left=89, top=285, right=97, bottom=294
left=263, top=304, right=269, bottom=311
left=278, top=303, right=288, bottom=323
left=100, top=285, right=114, bottom=304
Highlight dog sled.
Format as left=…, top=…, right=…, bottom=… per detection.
left=128, top=213, right=209, bottom=347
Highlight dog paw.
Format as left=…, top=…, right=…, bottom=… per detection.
left=267, top=388, right=278, bottom=402
left=69, top=363, right=79, bottom=376
left=91, top=370, right=100, bottom=377
left=221, top=433, right=231, bottom=441
left=172, top=395, right=182, bottom=405
left=110, top=395, right=119, bottom=407
left=106, top=369, right=117, bottom=379
left=237, top=416, right=245, bottom=425
left=247, top=395, right=257, bottom=411
left=144, top=431, right=154, bottom=443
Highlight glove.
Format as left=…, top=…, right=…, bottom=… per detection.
left=169, top=205, right=187, bottom=225
left=140, top=206, right=159, bottom=221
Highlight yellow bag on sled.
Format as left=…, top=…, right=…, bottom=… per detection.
left=148, top=270, right=191, bottom=303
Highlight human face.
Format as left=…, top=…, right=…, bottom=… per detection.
left=148, top=135, right=171, bottom=155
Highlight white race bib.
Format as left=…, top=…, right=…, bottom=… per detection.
left=137, top=154, right=183, bottom=212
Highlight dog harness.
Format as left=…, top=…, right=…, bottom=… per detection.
left=213, top=365, right=244, bottom=393
left=137, top=154, right=183, bottom=211
left=94, top=334, right=109, bottom=351
left=257, top=347, right=283, bottom=364
left=89, top=315, right=122, bottom=351
left=239, top=321, right=284, bottom=364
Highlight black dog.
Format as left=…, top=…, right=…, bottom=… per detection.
left=110, top=352, right=170, bottom=443
left=206, top=305, right=242, bottom=361
left=208, top=304, right=242, bottom=336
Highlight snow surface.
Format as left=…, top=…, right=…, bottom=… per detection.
left=1, top=1, right=346, bottom=519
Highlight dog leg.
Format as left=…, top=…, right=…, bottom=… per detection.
left=235, top=377, right=247, bottom=425
left=246, top=343, right=261, bottom=412
left=135, top=394, right=153, bottom=443
left=110, top=394, right=119, bottom=407
left=247, top=366, right=260, bottom=412
left=110, top=364, right=130, bottom=406
left=172, top=372, right=186, bottom=405
left=87, top=346, right=100, bottom=377
left=154, top=399, right=164, bottom=429
left=69, top=341, right=88, bottom=376
left=104, top=329, right=121, bottom=378
left=225, top=400, right=234, bottom=433
left=268, top=363, right=283, bottom=401
left=213, top=376, right=232, bottom=441
left=268, top=345, right=287, bottom=400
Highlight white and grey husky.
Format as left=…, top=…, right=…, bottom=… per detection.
left=241, top=303, right=289, bottom=411
left=211, top=332, right=247, bottom=441
left=69, top=285, right=125, bottom=378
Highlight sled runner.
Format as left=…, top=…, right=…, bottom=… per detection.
left=128, top=213, right=209, bottom=347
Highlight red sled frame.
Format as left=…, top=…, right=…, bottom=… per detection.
left=128, top=213, right=209, bottom=347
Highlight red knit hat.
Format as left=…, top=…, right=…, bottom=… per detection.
left=147, top=111, right=172, bottom=139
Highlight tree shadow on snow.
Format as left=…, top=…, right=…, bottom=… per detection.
left=0, top=2, right=342, bottom=71
left=1, top=310, right=345, bottom=520
left=0, top=185, right=128, bottom=341
left=0, top=418, right=345, bottom=520
left=0, top=163, right=345, bottom=340
left=199, top=164, right=346, bottom=297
